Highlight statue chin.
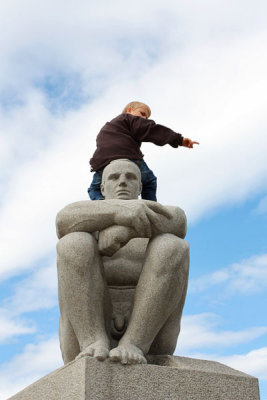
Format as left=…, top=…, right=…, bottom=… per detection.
left=115, top=192, right=132, bottom=199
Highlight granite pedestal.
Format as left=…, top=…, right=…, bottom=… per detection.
left=8, top=355, right=260, bottom=400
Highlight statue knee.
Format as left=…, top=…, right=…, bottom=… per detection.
left=151, top=233, right=188, bottom=256
left=148, top=234, right=189, bottom=275
left=57, top=232, right=97, bottom=272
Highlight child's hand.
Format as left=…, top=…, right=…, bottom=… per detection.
left=182, top=138, right=199, bottom=148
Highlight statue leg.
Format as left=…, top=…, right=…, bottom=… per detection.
left=109, top=233, right=189, bottom=364
left=57, top=232, right=112, bottom=363
left=59, top=315, right=80, bottom=363
left=148, top=272, right=188, bottom=355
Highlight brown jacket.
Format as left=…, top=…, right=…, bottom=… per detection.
left=90, top=113, right=183, bottom=171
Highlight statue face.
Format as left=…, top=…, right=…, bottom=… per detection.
left=101, top=161, right=142, bottom=200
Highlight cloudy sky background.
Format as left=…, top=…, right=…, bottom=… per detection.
left=0, top=0, right=267, bottom=398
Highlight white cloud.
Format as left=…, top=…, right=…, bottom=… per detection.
left=1, top=27, right=267, bottom=281
left=0, top=0, right=180, bottom=96
left=0, top=336, right=62, bottom=399
left=0, top=262, right=58, bottom=348
left=0, top=0, right=266, bottom=99
left=219, top=348, right=267, bottom=380
left=190, top=254, right=267, bottom=295
left=0, top=99, right=97, bottom=279
left=254, top=195, right=267, bottom=215
left=181, top=347, right=267, bottom=381
left=177, top=313, right=267, bottom=353
left=0, top=262, right=57, bottom=344
left=0, top=1, right=266, bottom=288
left=148, top=30, right=267, bottom=217
left=176, top=313, right=267, bottom=385
left=4, top=262, right=58, bottom=315
left=176, top=313, right=267, bottom=384
left=0, top=310, right=35, bottom=343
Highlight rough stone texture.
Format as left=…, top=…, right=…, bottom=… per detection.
left=56, top=159, right=190, bottom=365
left=8, top=355, right=260, bottom=400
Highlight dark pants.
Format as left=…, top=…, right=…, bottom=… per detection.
left=88, top=159, right=157, bottom=201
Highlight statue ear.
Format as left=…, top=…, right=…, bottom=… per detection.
left=139, top=182, right=142, bottom=196
left=100, top=183, right=105, bottom=197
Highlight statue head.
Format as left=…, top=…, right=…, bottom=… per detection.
left=101, top=159, right=142, bottom=200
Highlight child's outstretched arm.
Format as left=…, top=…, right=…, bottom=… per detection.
left=182, top=138, right=200, bottom=148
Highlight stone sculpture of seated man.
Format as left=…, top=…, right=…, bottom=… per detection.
left=56, top=159, right=189, bottom=365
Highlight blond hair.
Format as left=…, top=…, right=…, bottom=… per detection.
left=122, top=101, right=151, bottom=118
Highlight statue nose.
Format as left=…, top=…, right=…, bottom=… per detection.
left=118, top=176, right=127, bottom=186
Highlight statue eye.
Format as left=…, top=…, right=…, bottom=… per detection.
left=108, top=173, right=120, bottom=180
left=126, top=173, right=137, bottom=180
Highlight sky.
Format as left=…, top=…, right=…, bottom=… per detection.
left=0, top=0, right=266, bottom=398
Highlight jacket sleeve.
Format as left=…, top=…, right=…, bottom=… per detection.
left=128, top=115, right=183, bottom=148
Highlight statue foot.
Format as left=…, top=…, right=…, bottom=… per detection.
left=109, top=343, right=147, bottom=365
left=76, top=340, right=110, bottom=361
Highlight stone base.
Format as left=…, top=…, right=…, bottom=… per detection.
left=8, top=355, right=260, bottom=400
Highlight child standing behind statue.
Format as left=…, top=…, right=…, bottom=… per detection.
left=88, top=101, right=199, bottom=202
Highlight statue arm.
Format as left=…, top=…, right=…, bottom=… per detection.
left=56, top=200, right=121, bottom=239
left=148, top=204, right=187, bottom=239
left=56, top=199, right=186, bottom=244
left=56, top=199, right=174, bottom=239
left=98, top=203, right=187, bottom=256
